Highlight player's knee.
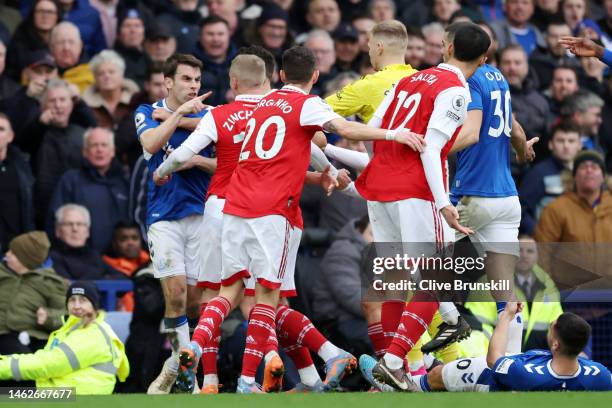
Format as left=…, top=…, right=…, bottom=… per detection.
left=361, top=301, right=381, bottom=320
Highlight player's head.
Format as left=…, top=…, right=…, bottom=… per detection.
left=280, top=46, right=318, bottom=88
left=443, top=22, right=490, bottom=69
left=163, top=53, right=203, bottom=104
left=237, top=45, right=277, bottom=87
left=548, top=312, right=591, bottom=358
left=229, top=54, right=267, bottom=93
left=367, top=20, right=408, bottom=71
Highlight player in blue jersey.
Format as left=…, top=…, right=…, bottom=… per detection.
left=421, top=53, right=538, bottom=354
left=135, top=54, right=216, bottom=394
left=405, top=302, right=612, bottom=392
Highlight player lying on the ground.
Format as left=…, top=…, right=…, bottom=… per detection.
left=412, top=302, right=612, bottom=392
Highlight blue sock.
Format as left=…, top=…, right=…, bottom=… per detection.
left=414, top=374, right=432, bottom=392
left=164, top=315, right=188, bottom=329
left=496, top=302, right=506, bottom=314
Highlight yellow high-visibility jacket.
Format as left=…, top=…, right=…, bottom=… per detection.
left=0, top=311, right=129, bottom=395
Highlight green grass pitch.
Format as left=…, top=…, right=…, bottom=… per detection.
left=12, top=392, right=612, bottom=408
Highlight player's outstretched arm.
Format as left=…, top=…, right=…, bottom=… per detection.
left=140, top=92, right=211, bottom=155
left=323, top=118, right=426, bottom=151
left=486, top=302, right=524, bottom=368
left=450, top=110, right=483, bottom=153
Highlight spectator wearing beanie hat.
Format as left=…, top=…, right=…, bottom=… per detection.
left=246, top=3, right=294, bottom=68
left=0, top=279, right=129, bottom=395
left=535, top=150, right=612, bottom=285
left=0, top=231, right=68, bottom=356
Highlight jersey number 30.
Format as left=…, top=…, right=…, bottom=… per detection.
left=489, top=90, right=512, bottom=138
left=239, top=115, right=286, bottom=161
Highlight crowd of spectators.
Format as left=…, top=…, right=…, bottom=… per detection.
left=1, top=0, right=612, bottom=389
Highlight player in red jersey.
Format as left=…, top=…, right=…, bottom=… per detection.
left=353, top=22, right=493, bottom=391
left=154, top=49, right=365, bottom=394
left=185, top=46, right=422, bottom=394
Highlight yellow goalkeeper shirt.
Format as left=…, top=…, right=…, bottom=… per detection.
left=325, top=63, right=417, bottom=123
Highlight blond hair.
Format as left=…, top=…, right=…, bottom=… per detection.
left=229, top=54, right=266, bottom=89
left=370, top=20, right=408, bottom=52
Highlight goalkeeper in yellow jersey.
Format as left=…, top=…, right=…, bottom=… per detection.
left=320, top=20, right=471, bottom=391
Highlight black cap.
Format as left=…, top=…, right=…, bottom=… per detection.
left=66, top=281, right=100, bottom=309
left=333, top=23, right=359, bottom=42
left=258, top=3, right=289, bottom=25
left=146, top=21, right=174, bottom=41
left=25, top=50, right=56, bottom=69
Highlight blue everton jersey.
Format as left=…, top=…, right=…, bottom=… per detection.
left=135, top=99, right=212, bottom=226
left=451, top=65, right=517, bottom=203
left=491, top=350, right=612, bottom=391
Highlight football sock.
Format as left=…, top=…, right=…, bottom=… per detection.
left=381, top=301, right=404, bottom=349
left=163, top=315, right=189, bottom=372
left=191, top=296, right=231, bottom=348
left=241, top=304, right=276, bottom=377
left=385, top=298, right=439, bottom=366
left=298, top=365, right=321, bottom=387
left=367, top=322, right=387, bottom=358
left=200, top=302, right=220, bottom=379
left=276, top=305, right=327, bottom=354
left=438, top=302, right=459, bottom=325
left=413, top=375, right=431, bottom=392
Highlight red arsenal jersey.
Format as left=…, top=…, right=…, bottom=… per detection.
left=356, top=63, right=471, bottom=202
left=223, top=85, right=341, bottom=228
left=183, top=94, right=262, bottom=199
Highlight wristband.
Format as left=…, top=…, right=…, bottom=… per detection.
left=385, top=129, right=396, bottom=141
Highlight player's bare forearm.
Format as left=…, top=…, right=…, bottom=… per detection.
left=324, top=118, right=387, bottom=141
left=487, top=311, right=512, bottom=368
left=510, top=117, right=527, bottom=158
left=178, top=117, right=201, bottom=131
left=188, top=156, right=217, bottom=174
left=450, top=110, right=483, bottom=153
left=140, top=111, right=183, bottom=154
left=304, top=171, right=322, bottom=185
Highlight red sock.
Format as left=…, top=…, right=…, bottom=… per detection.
left=386, top=299, right=439, bottom=359
left=276, top=305, right=326, bottom=352
left=284, top=345, right=314, bottom=369
left=242, top=304, right=276, bottom=377
left=198, top=303, right=219, bottom=375
left=192, top=296, right=231, bottom=349
left=367, top=322, right=386, bottom=358
left=381, top=301, right=404, bottom=350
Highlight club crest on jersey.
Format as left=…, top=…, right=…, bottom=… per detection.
left=452, top=95, right=466, bottom=111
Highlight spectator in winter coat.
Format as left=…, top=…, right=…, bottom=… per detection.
left=49, top=22, right=94, bottom=93
left=82, top=50, right=139, bottom=130
left=500, top=45, right=550, bottom=144
left=157, top=0, right=202, bottom=53
left=16, top=79, right=86, bottom=227
left=313, top=215, right=373, bottom=353
left=57, top=0, right=106, bottom=58
left=47, top=128, right=129, bottom=252
left=192, top=16, right=237, bottom=106
left=0, top=231, right=67, bottom=355
left=49, top=204, right=117, bottom=281
left=519, top=121, right=582, bottom=234
left=4, top=0, right=62, bottom=81
left=0, top=114, right=35, bottom=253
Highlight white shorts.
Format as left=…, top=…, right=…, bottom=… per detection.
left=221, top=214, right=300, bottom=297
left=368, top=198, right=454, bottom=257
left=441, top=356, right=491, bottom=392
left=197, top=195, right=224, bottom=290
left=456, top=196, right=520, bottom=256
left=147, top=214, right=202, bottom=285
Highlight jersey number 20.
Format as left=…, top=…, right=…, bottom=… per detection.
left=239, top=115, right=286, bottom=161
left=489, top=90, right=512, bottom=138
